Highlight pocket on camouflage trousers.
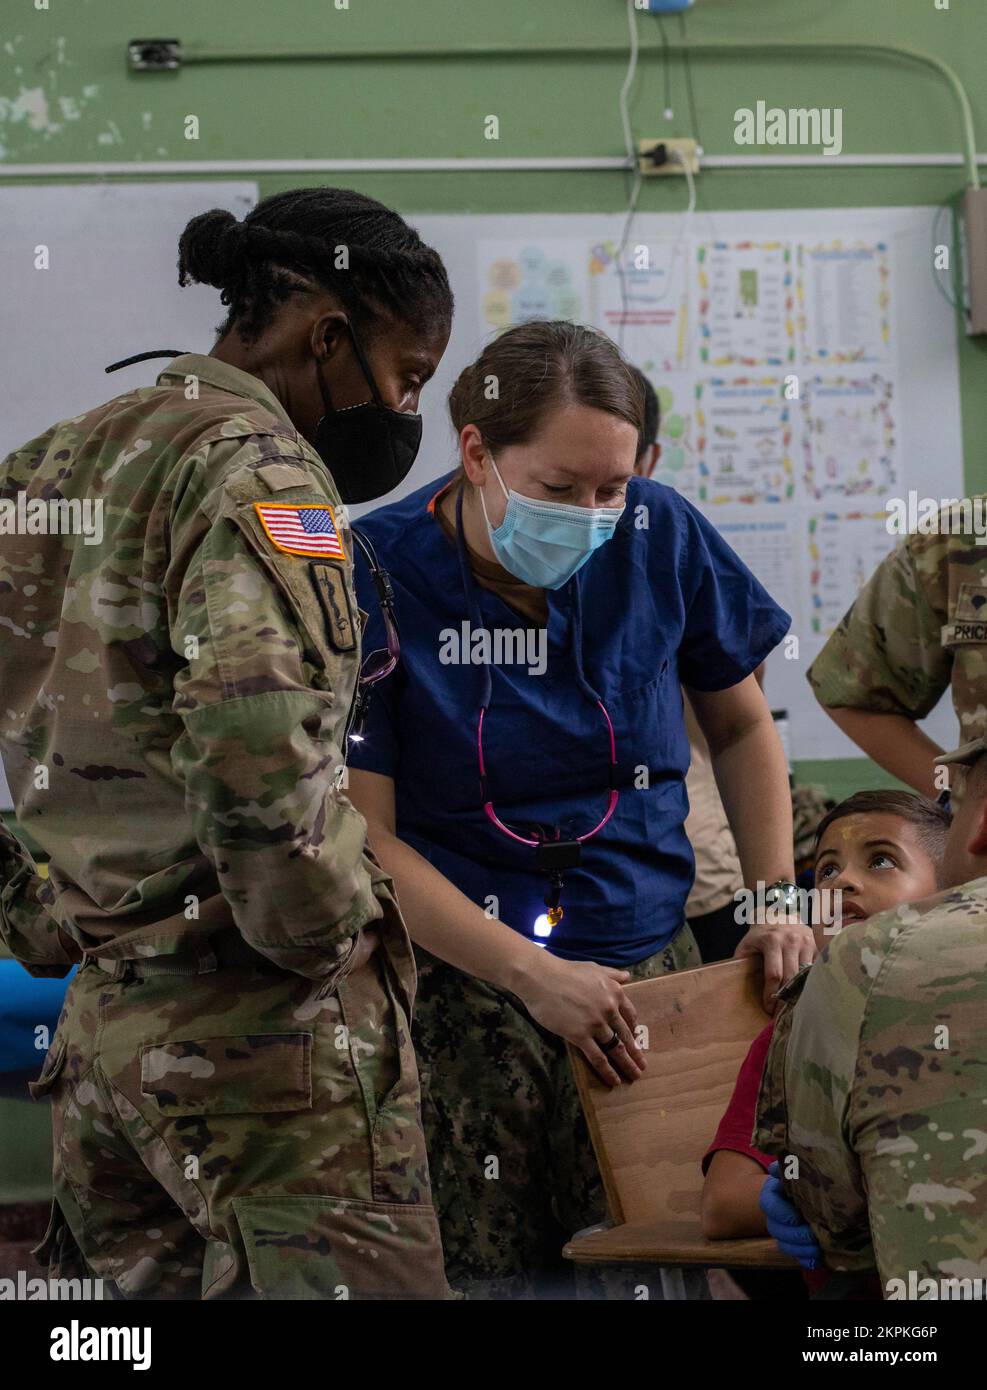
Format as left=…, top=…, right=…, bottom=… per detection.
left=229, top=1192, right=448, bottom=1300
left=139, top=1033, right=312, bottom=1116
left=28, top=1037, right=67, bottom=1099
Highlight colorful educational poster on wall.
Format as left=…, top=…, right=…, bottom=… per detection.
left=587, top=238, right=691, bottom=372
left=716, top=517, right=801, bottom=630
left=649, top=380, right=698, bottom=499
left=797, top=240, right=891, bottom=363
left=479, top=239, right=586, bottom=332
left=696, top=240, right=795, bottom=367
left=695, top=377, right=794, bottom=505
left=806, top=510, right=897, bottom=636
left=802, top=374, right=896, bottom=501
left=460, top=207, right=961, bottom=760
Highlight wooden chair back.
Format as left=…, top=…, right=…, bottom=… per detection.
left=569, top=955, right=771, bottom=1227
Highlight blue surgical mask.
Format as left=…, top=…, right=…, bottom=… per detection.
left=479, top=454, right=625, bottom=589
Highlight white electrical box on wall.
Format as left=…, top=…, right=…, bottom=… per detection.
left=962, top=188, right=987, bottom=336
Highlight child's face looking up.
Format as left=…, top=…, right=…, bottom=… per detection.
left=812, top=812, right=940, bottom=949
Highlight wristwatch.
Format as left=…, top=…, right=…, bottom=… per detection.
left=762, top=880, right=802, bottom=917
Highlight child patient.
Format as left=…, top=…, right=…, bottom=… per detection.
left=700, top=789, right=951, bottom=1242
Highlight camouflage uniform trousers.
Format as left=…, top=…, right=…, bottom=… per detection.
left=413, top=923, right=709, bottom=1300
left=29, top=935, right=449, bottom=1300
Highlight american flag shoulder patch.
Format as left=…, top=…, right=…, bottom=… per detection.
left=253, top=502, right=347, bottom=560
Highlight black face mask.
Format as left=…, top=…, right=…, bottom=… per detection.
left=314, top=322, right=423, bottom=505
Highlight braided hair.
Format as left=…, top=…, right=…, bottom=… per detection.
left=177, top=187, right=453, bottom=344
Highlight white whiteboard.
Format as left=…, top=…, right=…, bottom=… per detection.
left=0, top=182, right=259, bottom=451
left=400, top=209, right=964, bottom=763
left=0, top=181, right=259, bottom=810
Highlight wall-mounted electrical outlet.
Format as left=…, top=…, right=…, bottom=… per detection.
left=638, top=137, right=701, bottom=176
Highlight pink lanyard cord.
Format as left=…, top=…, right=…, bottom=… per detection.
left=476, top=700, right=620, bottom=848
left=458, top=484, right=620, bottom=861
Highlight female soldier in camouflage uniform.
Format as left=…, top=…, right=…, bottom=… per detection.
left=0, top=188, right=454, bottom=1299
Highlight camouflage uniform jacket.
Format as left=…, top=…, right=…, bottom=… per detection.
left=0, top=353, right=387, bottom=984
left=754, top=881, right=987, bottom=1285
left=807, top=503, right=987, bottom=741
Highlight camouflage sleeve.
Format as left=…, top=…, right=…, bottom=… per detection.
left=806, top=532, right=952, bottom=719
left=753, top=940, right=875, bottom=1272
left=0, top=817, right=74, bottom=977
left=166, top=447, right=381, bottom=984
left=756, top=897, right=987, bottom=1285
left=850, top=906, right=987, bottom=1289
left=750, top=966, right=811, bottom=1154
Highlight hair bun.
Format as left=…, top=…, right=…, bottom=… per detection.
left=177, top=208, right=247, bottom=291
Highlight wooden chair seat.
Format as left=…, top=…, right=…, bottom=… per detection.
left=564, top=955, right=797, bottom=1272
left=564, top=1220, right=793, bottom=1268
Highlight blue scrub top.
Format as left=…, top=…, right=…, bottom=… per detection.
left=349, top=473, right=790, bottom=968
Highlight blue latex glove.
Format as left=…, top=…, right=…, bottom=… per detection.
left=759, top=1161, right=822, bottom=1269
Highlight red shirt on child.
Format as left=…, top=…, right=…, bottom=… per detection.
left=701, top=1020, right=777, bottom=1176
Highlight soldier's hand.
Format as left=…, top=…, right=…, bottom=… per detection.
left=518, top=955, right=646, bottom=1088
left=734, top=917, right=816, bottom=1013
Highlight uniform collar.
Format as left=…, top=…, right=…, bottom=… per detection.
left=156, top=353, right=295, bottom=430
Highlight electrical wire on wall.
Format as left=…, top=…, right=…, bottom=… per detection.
left=930, top=200, right=964, bottom=312
left=615, top=2, right=702, bottom=352
left=618, top=0, right=641, bottom=202
left=672, top=147, right=698, bottom=217
left=674, top=8, right=704, bottom=158
left=615, top=0, right=643, bottom=350
left=658, top=13, right=674, bottom=120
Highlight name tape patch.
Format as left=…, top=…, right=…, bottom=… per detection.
left=943, top=621, right=987, bottom=645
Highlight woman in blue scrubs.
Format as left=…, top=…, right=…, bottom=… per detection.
left=348, top=320, right=813, bottom=1299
